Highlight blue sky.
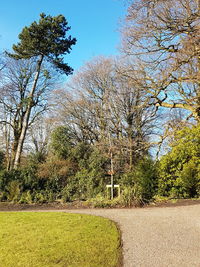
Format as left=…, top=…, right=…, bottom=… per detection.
left=0, top=0, right=127, bottom=71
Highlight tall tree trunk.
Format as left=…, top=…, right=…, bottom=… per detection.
left=4, top=123, right=11, bottom=171
left=127, top=112, right=134, bottom=170
left=10, top=132, right=19, bottom=170
left=13, top=55, right=43, bottom=169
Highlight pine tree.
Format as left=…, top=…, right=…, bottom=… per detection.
left=7, top=13, right=76, bottom=169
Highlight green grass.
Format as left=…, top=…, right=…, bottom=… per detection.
left=0, top=212, right=121, bottom=267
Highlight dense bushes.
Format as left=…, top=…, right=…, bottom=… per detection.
left=120, top=158, right=158, bottom=205
left=0, top=124, right=200, bottom=206
left=0, top=135, right=110, bottom=203
left=0, top=168, right=53, bottom=203
left=158, top=125, right=200, bottom=198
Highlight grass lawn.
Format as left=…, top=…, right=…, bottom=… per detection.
left=0, top=212, right=121, bottom=267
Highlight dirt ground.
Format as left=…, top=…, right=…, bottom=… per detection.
left=0, top=198, right=200, bottom=211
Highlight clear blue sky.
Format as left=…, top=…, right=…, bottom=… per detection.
left=0, top=0, right=127, bottom=71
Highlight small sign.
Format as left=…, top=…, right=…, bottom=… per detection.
left=106, top=184, right=119, bottom=188
left=106, top=184, right=120, bottom=198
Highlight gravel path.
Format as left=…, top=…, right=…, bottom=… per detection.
left=62, top=205, right=200, bottom=267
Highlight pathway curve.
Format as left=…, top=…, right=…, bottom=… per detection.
left=62, top=205, right=200, bottom=267
left=5, top=204, right=200, bottom=266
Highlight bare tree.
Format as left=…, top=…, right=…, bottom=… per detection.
left=114, top=61, right=157, bottom=167
left=28, top=116, right=54, bottom=157
left=53, top=56, right=157, bottom=169
left=52, top=57, right=116, bottom=145
left=122, top=0, right=200, bottom=121
left=0, top=56, right=55, bottom=169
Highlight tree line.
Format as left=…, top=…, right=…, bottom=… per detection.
left=0, top=1, right=200, bottom=206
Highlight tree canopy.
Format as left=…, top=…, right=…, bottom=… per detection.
left=8, top=13, right=76, bottom=75
left=122, top=0, right=200, bottom=121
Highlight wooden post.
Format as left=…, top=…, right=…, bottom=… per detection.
left=110, top=151, right=114, bottom=199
